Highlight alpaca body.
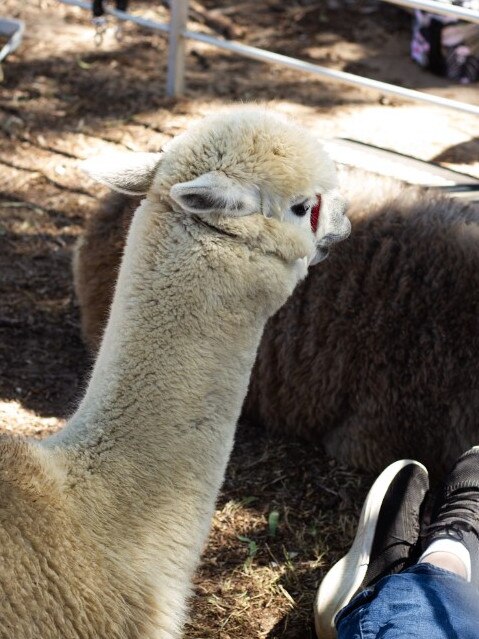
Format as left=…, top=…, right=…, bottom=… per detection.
left=74, top=167, right=479, bottom=476
left=247, top=169, right=479, bottom=475
left=0, top=438, right=140, bottom=639
left=2, top=210, right=256, bottom=639
left=2, top=108, right=349, bottom=636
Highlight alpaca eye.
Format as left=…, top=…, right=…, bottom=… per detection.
left=291, top=201, right=309, bottom=217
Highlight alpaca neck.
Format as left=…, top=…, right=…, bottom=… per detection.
left=52, top=202, right=265, bottom=521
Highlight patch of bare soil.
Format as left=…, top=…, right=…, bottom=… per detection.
left=1, top=0, right=478, bottom=636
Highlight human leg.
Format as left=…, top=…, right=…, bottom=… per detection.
left=336, top=562, right=479, bottom=639
left=317, top=447, right=479, bottom=639
left=314, top=459, right=429, bottom=639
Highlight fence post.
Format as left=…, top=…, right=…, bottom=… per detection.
left=167, top=0, right=189, bottom=97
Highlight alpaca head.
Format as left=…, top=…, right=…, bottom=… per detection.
left=84, top=108, right=350, bottom=269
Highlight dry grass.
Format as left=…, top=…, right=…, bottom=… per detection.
left=188, top=431, right=368, bottom=638
left=0, top=400, right=64, bottom=437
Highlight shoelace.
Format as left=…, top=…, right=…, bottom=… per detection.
left=422, top=520, right=479, bottom=544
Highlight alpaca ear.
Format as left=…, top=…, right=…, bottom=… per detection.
left=82, top=152, right=163, bottom=195
left=170, top=171, right=261, bottom=217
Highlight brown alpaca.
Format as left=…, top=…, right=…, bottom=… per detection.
left=73, top=168, right=479, bottom=476
left=73, top=192, right=137, bottom=351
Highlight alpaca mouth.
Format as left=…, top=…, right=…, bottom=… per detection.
left=311, top=229, right=349, bottom=265
left=319, top=232, right=347, bottom=247
left=311, top=246, right=329, bottom=264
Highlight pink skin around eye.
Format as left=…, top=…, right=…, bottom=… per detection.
left=311, top=194, right=321, bottom=233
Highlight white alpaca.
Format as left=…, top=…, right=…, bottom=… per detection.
left=0, top=108, right=350, bottom=638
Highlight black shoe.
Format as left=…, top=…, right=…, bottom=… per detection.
left=421, top=446, right=479, bottom=587
left=314, top=459, right=429, bottom=639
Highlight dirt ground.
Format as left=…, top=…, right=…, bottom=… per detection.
left=1, top=0, right=479, bottom=637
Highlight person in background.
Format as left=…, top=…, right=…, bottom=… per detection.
left=412, top=7, right=479, bottom=84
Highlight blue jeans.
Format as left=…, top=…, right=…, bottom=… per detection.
left=336, top=563, right=479, bottom=639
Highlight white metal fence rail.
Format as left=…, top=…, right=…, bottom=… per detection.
left=59, top=0, right=479, bottom=116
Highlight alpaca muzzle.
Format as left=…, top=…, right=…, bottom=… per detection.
left=310, top=191, right=350, bottom=264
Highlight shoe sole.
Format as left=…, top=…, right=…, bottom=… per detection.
left=314, top=459, right=427, bottom=639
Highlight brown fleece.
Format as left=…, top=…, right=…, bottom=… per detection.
left=73, top=192, right=136, bottom=351
left=73, top=168, right=479, bottom=476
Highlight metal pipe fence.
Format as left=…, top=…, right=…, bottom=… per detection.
left=382, top=0, right=479, bottom=23
left=59, top=0, right=479, bottom=115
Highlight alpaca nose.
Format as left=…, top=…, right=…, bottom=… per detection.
left=323, top=214, right=351, bottom=245
left=321, top=192, right=351, bottom=244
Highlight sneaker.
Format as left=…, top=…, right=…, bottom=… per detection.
left=314, top=459, right=429, bottom=639
left=421, top=446, right=479, bottom=586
